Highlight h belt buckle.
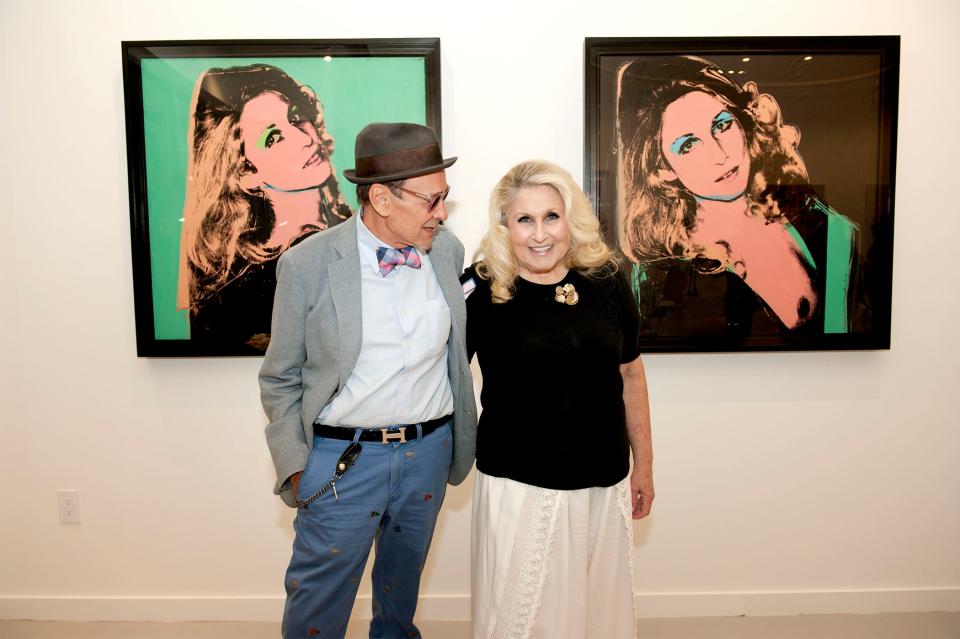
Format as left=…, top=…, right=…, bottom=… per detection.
left=380, top=426, right=407, bottom=444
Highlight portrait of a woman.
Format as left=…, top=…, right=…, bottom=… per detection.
left=616, top=55, right=864, bottom=343
left=176, top=64, right=353, bottom=352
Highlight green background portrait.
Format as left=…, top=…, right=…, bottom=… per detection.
left=140, top=56, right=428, bottom=340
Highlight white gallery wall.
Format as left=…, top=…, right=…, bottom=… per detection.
left=1, top=0, right=958, bottom=622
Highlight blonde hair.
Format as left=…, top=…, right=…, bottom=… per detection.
left=477, top=160, right=617, bottom=303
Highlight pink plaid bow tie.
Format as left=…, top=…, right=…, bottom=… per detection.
left=376, top=246, right=422, bottom=277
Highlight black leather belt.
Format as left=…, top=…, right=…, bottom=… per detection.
left=314, top=415, right=452, bottom=444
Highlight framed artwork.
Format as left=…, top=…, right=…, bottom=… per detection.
left=585, top=36, right=898, bottom=352
left=122, top=39, right=442, bottom=356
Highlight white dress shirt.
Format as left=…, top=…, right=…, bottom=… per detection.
left=315, top=212, right=454, bottom=427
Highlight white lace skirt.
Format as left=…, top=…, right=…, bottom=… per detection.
left=471, top=470, right=637, bottom=639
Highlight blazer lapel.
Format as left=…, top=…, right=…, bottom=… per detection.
left=430, top=232, right=467, bottom=339
left=328, top=216, right=363, bottom=389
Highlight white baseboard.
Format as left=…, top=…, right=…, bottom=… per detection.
left=2, top=589, right=957, bottom=622
left=0, top=597, right=284, bottom=622
left=631, top=588, right=960, bottom=618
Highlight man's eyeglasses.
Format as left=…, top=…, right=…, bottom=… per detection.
left=394, top=185, right=450, bottom=212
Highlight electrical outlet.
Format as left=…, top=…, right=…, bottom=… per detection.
left=58, top=490, right=81, bottom=524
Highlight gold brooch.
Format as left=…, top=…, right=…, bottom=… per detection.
left=554, top=283, right=579, bottom=305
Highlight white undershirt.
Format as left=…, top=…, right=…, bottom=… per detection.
left=315, top=211, right=453, bottom=427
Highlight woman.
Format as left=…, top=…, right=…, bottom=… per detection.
left=176, top=64, right=353, bottom=352
left=617, top=56, right=861, bottom=342
left=463, top=160, right=653, bottom=639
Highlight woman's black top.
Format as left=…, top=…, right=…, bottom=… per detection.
left=463, top=265, right=641, bottom=490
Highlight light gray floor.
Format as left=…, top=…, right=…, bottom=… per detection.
left=1, top=613, right=958, bottom=638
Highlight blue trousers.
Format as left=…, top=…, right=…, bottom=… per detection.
left=282, top=423, right=452, bottom=639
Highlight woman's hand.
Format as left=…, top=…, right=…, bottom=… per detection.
left=631, top=465, right=655, bottom=519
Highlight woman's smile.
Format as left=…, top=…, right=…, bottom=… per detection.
left=715, top=165, right=740, bottom=183
left=302, top=145, right=327, bottom=169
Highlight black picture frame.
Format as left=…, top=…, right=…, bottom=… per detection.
left=585, top=36, right=898, bottom=352
left=122, top=38, right=442, bottom=356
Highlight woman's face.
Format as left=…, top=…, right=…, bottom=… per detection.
left=239, top=91, right=332, bottom=192
left=505, top=185, right=570, bottom=284
left=658, top=91, right=750, bottom=201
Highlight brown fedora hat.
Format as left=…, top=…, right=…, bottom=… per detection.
left=343, top=122, right=457, bottom=185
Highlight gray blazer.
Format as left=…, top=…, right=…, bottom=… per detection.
left=259, top=215, right=478, bottom=507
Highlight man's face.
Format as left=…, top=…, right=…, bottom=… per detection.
left=371, top=171, right=449, bottom=250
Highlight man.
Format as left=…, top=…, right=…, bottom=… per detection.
left=259, top=122, right=477, bottom=639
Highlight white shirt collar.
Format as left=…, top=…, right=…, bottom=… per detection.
left=356, top=209, right=390, bottom=276
left=357, top=209, right=423, bottom=276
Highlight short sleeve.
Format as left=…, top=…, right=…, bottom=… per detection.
left=612, top=269, right=642, bottom=362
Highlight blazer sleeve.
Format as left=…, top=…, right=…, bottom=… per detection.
left=259, top=251, right=312, bottom=507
